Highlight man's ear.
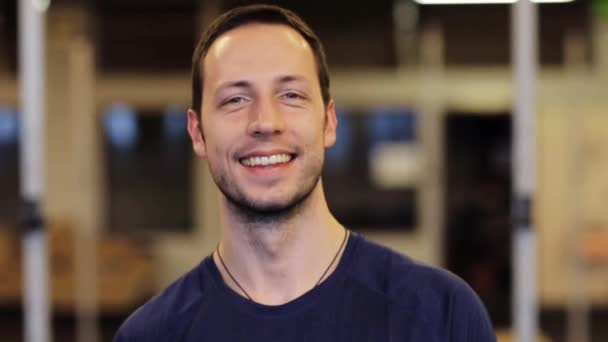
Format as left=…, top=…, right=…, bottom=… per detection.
left=187, top=109, right=207, bottom=158
left=324, top=99, right=337, bottom=148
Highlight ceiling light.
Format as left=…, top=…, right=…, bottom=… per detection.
left=415, top=0, right=574, bottom=4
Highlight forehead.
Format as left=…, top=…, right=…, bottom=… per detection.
left=202, top=23, right=318, bottom=87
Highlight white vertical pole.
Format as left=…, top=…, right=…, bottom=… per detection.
left=419, top=22, right=446, bottom=267
left=18, top=0, right=51, bottom=341
left=511, top=1, right=538, bottom=342
left=70, top=36, right=100, bottom=342
left=563, top=29, right=590, bottom=342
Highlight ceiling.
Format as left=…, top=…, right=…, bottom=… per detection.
left=0, top=0, right=593, bottom=73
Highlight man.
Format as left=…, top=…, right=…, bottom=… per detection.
left=115, top=4, right=496, bottom=341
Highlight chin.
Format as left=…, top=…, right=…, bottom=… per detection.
left=244, top=195, right=299, bottom=212
left=215, top=171, right=322, bottom=222
left=225, top=195, right=303, bottom=224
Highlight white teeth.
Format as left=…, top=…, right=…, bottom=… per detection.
left=241, top=153, right=292, bottom=167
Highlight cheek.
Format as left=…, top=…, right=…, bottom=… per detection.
left=208, top=139, right=230, bottom=162
left=301, top=129, right=328, bottom=158
left=198, top=131, right=222, bottom=161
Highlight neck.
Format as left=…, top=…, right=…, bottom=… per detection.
left=214, top=183, right=346, bottom=305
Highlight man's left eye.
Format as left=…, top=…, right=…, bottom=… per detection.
left=282, top=92, right=303, bottom=100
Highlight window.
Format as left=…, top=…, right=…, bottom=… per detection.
left=0, top=106, right=19, bottom=228
left=323, top=107, right=419, bottom=230
left=0, top=0, right=17, bottom=75
left=103, top=104, right=193, bottom=233
left=419, top=1, right=591, bottom=65
left=96, top=2, right=197, bottom=72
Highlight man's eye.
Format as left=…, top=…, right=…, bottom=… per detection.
left=282, top=92, right=303, bottom=100
left=227, top=97, right=243, bottom=104
left=223, top=97, right=245, bottom=106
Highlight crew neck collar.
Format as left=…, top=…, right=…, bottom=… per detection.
left=203, top=231, right=360, bottom=317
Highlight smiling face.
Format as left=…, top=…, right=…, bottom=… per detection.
left=187, top=23, right=337, bottom=220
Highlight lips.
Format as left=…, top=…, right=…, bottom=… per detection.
left=240, top=153, right=294, bottom=167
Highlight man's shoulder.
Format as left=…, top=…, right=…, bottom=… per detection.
left=350, top=233, right=468, bottom=301
left=350, top=234, right=495, bottom=340
left=114, top=258, right=212, bottom=342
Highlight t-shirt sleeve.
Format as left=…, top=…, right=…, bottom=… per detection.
left=113, top=311, right=150, bottom=342
left=113, top=305, right=167, bottom=342
left=113, top=327, right=131, bottom=342
left=446, top=279, right=497, bottom=342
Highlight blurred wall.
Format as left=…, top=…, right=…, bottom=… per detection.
left=0, top=2, right=607, bottom=307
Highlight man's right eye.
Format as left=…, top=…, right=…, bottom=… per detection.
left=223, top=97, right=244, bottom=105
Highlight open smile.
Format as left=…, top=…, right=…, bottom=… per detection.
left=239, top=153, right=296, bottom=167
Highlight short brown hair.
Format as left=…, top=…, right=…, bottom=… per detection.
left=190, top=4, right=331, bottom=115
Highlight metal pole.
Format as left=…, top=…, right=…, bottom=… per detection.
left=18, top=0, right=51, bottom=341
left=563, top=29, right=590, bottom=342
left=511, top=1, right=538, bottom=341
left=70, top=36, right=100, bottom=342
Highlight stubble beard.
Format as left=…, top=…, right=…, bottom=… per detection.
left=209, top=159, right=323, bottom=226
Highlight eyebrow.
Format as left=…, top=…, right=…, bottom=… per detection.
left=222, top=75, right=308, bottom=86
left=276, top=75, right=308, bottom=84
left=216, top=80, right=252, bottom=92
left=214, top=75, right=311, bottom=98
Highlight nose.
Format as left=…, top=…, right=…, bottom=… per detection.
left=246, top=97, right=286, bottom=137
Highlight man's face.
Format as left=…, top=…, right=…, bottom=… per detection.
left=187, top=23, right=337, bottom=216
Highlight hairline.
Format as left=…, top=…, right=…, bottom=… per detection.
left=191, top=7, right=331, bottom=119
left=198, top=23, right=323, bottom=112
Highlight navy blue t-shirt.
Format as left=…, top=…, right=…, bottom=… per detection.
left=115, top=232, right=496, bottom=341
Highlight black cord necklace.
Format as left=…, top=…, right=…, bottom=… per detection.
left=216, top=229, right=349, bottom=302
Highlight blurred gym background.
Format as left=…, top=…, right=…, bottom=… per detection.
left=1, top=0, right=608, bottom=341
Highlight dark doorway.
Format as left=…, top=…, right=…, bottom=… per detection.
left=444, top=113, right=512, bottom=326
